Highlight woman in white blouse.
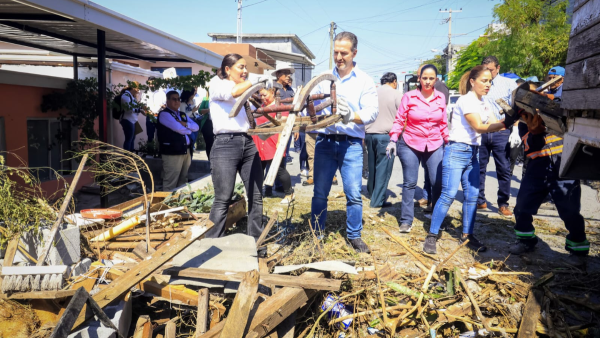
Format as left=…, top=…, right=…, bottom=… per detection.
left=205, top=53, right=264, bottom=247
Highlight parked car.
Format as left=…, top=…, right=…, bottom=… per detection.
left=447, top=94, right=461, bottom=123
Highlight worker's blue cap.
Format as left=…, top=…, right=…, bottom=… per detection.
left=548, top=66, right=565, bottom=76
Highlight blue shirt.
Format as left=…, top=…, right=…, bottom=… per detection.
left=304, top=63, right=379, bottom=139
left=548, top=84, right=563, bottom=102
left=483, top=74, right=518, bottom=120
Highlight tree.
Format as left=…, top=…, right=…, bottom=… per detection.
left=446, top=38, right=486, bottom=90
left=420, top=54, right=447, bottom=76
left=483, top=0, right=570, bottom=79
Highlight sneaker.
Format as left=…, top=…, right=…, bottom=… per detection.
left=301, top=169, right=309, bottom=177
left=415, top=198, right=429, bottom=207
left=302, top=179, right=314, bottom=186
left=498, top=206, right=513, bottom=217
left=348, top=238, right=371, bottom=253
left=332, top=176, right=338, bottom=185
left=477, top=202, right=488, bottom=210
left=280, top=193, right=295, bottom=205
left=508, top=241, right=536, bottom=255
left=460, top=235, right=487, bottom=252
left=399, top=223, right=412, bottom=233
left=423, top=233, right=437, bottom=254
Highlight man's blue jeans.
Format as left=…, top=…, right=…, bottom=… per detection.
left=311, top=134, right=363, bottom=239
left=478, top=129, right=511, bottom=207
left=430, top=142, right=480, bottom=235
left=120, top=119, right=136, bottom=152
left=397, top=137, right=443, bottom=225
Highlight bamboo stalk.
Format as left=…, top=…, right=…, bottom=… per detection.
left=455, top=269, right=492, bottom=332
left=382, top=227, right=432, bottom=269
left=436, top=239, right=469, bottom=272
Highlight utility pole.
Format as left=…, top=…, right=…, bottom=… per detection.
left=328, top=21, right=337, bottom=70
left=440, top=8, right=462, bottom=74
left=237, top=0, right=243, bottom=43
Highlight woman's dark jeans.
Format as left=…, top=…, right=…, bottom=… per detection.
left=397, top=136, right=443, bottom=226
left=120, top=119, right=136, bottom=152
left=207, top=133, right=263, bottom=241
left=261, top=159, right=293, bottom=195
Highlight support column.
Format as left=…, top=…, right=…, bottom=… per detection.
left=73, top=54, right=78, bottom=80
left=97, top=29, right=109, bottom=208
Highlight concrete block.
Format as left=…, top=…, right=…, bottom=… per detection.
left=15, top=223, right=81, bottom=265
left=71, top=258, right=92, bottom=277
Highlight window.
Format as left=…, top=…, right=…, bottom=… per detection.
left=151, top=67, right=193, bottom=76
left=27, top=119, right=76, bottom=181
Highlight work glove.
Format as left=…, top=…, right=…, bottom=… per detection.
left=501, top=109, right=521, bottom=129
left=251, top=76, right=271, bottom=87
left=508, top=125, right=521, bottom=148
left=386, top=141, right=396, bottom=158
left=337, top=96, right=353, bottom=124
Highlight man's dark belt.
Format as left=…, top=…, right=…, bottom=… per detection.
left=318, top=133, right=362, bottom=142
left=215, top=132, right=246, bottom=138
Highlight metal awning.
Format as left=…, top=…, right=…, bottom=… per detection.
left=0, top=0, right=222, bottom=67
left=256, top=47, right=315, bottom=67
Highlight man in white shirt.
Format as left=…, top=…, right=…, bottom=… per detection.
left=157, top=91, right=199, bottom=191
left=479, top=56, right=518, bottom=217
left=308, top=31, right=379, bottom=253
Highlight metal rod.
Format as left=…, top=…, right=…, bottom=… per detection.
left=97, top=29, right=109, bottom=208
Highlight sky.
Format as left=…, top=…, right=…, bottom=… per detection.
left=93, top=0, right=500, bottom=81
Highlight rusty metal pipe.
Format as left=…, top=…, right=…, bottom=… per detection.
left=279, top=93, right=330, bottom=104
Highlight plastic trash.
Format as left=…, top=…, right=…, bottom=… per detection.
left=321, top=294, right=353, bottom=330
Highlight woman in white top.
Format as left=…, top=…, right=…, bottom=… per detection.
left=423, top=65, right=519, bottom=254
left=120, top=85, right=142, bottom=152
left=206, top=53, right=264, bottom=246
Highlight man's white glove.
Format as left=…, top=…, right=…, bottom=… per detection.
left=386, top=141, right=396, bottom=158
left=509, top=126, right=521, bottom=148
left=337, top=96, right=353, bottom=124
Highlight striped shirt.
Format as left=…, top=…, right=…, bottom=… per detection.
left=483, top=74, right=518, bottom=120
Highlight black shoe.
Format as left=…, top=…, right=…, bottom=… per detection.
left=461, top=235, right=487, bottom=252
left=274, top=185, right=285, bottom=193
left=380, top=202, right=393, bottom=208
left=508, top=241, right=536, bottom=255
left=264, top=188, right=273, bottom=197
left=423, top=233, right=437, bottom=254
left=424, top=203, right=433, bottom=213
left=348, top=238, right=371, bottom=253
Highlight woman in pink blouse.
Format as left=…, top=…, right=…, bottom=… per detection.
left=386, top=64, right=448, bottom=233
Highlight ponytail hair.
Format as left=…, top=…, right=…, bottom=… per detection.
left=217, top=53, right=244, bottom=80
left=417, top=64, right=438, bottom=90
left=466, top=65, right=491, bottom=93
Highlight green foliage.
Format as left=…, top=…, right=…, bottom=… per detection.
left=447, top=38, right=486, bottom=90
left=420, top=54, right=447, bottom=76
left=137, top=139, right=158, bottom=156
left=163, top=182, right=244, bottom=213
left=40, top=77, right=114, bottom=140
left=483, top=0, right=570, bottom=79
left=0, top=154, right=59, bottom=248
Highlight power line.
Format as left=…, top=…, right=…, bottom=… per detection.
left=338, top=0, right=446, bottom=23
left=300, top=24, right=329, bottom=38
left=241, top=0, right=268, bottom=8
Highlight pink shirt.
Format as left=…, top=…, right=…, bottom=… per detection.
left=389, top=89, right=448, bottom=152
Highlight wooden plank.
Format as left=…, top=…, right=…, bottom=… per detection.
left=561, top=88, right=600, bottom=110
left=225, top=198, right=247, bottom=231
left=564, top=53, right=600, bottom=91
left=277, top=312, right=296, bottom=338
left=38, top=154, right=87, bottom=266
left=133, top=315, right=152, bottom=338
left=574, top=0, right=591, bottom=12
left=195, top=288, right=210, bottom=337
left=141, top=280, right=198, bottom=306
left=513, top=87, right=564, bottom=117
left=165, top=320, right=177, bottom=338
left=199, top=272, right=324, bottom=338
left=567, top=19, right=600, bottom=64
left=3, top=238, right=19, bottom=267
left=264, top=113, right=297, bottom=186
left=164, top=268, right=341, bottom=291
left=256, top=211, right=279, bottom=247
left=132, top=241, right=156, bottom=259
left=71, top=224, right=213, bottom=331
left=1, top=289, right=77, bottom=300
left=517, top=290, right=543, bottom=338
left=571, top=0, right=600, bottom=36
left=49, top=287, right=89, bottom=338
left=219, top=270, right=260, bottom=338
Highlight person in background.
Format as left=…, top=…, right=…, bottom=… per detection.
left=423, top=65, right=519, bottom=254
left=252, top=87, right=295, bottom=204
left=546, top=66, right=565, bottom=101
left=179, top=88, right=200, bottom=160
left=120, top=84, right=142, bottom=152
left=157, top=91, right=199, bottom=191
left=509, top=78, right=528, bottom=175
left=366, top=72, right=401, bottom=208
left=308, top=31, right=378, bottom=253
left=197, top=88, right=214, bottom=160
left=387, top=65, right=448, bottom=233
left=478, top=56, right=518, bottom=217
left=509, top=110, right=588, bottom=266
left=272, top=65, right=295, bottom=167
left=144, top=77, right=159, bottom=143
left=206, top=53, right=265, bottom=245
